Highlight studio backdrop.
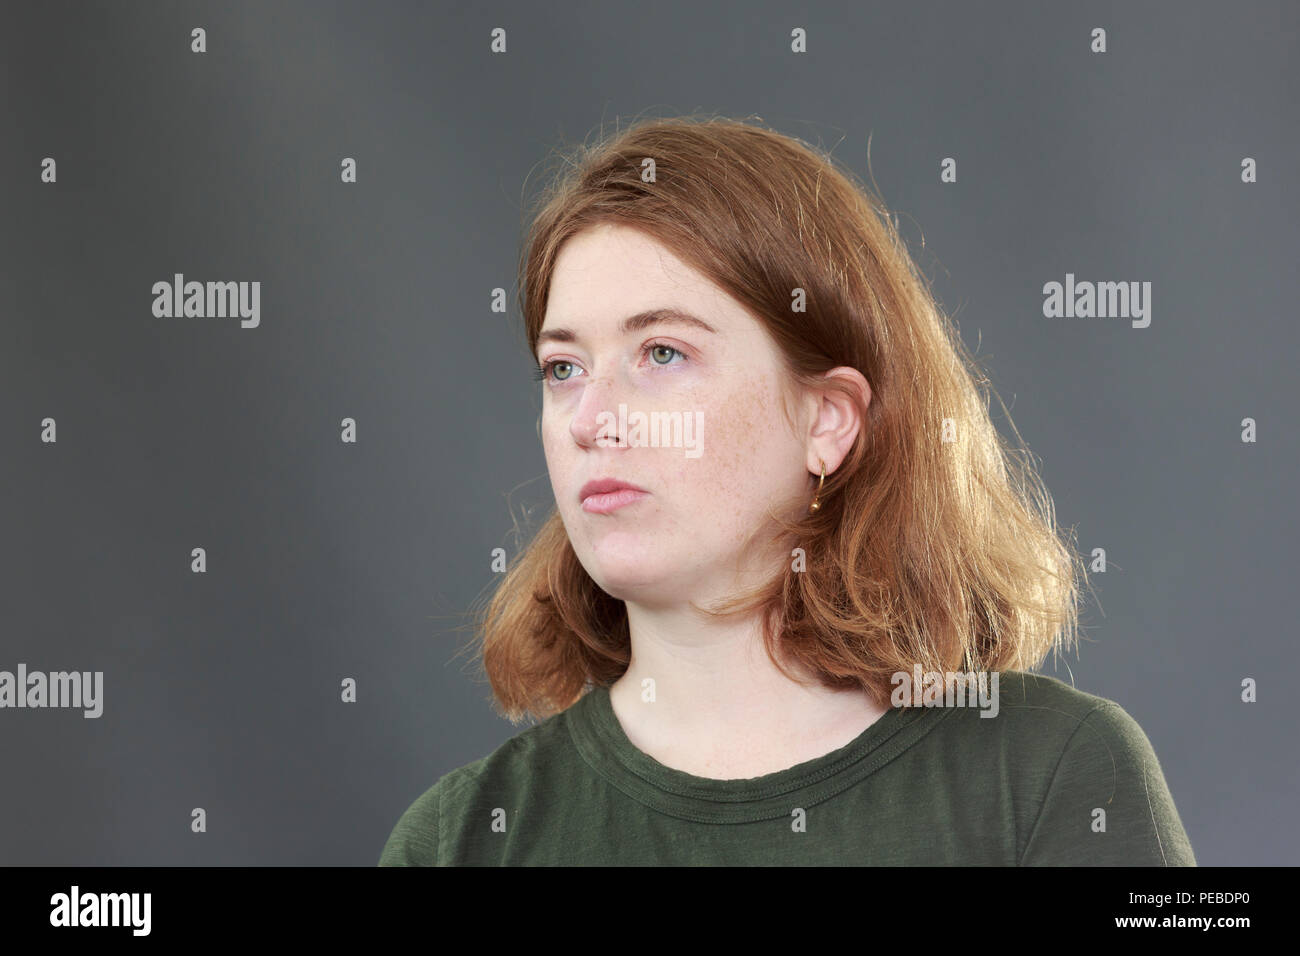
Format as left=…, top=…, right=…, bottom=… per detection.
left=2, top=0, right=1296, bottom=865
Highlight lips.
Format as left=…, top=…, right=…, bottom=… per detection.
left=579, top=478, right=648, bottom=502
left=579, top=478, right=649, bottom=515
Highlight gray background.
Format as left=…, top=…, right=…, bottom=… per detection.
left=2, top=0, right=1295, bottom=865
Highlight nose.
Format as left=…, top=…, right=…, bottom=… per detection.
left=568, top=374, right=627, bottom=449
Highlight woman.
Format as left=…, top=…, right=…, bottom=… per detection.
left=379, top=115, right=1195, bottom=866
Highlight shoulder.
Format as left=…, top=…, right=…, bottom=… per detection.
left=915, top=670, right=1122, bottom=758
left=954, top=671, right=1171, bottom=786
left=972, top=671, right=1194, bottom=865
left=986, top=671, right=1170, bottom=785
left=986, top=669, right=1117, bottom=726
left=947, top=670, right=1159, bottom=752
left=377, top=700, right=578, bottom=866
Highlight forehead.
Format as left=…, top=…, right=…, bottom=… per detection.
left=542, top=223, right=739, bottom=332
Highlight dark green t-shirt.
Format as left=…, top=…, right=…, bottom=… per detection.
left=378, top=671, right=1195, bottom=865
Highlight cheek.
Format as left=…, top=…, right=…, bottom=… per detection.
left=540, top=417, right=572, bottom=486
left=684, top=375, right=790, bottom=498
left=540, top=409, right=565, bottom=455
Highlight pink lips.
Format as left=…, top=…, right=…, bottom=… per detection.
left=579, top=478, right=649, bottom=515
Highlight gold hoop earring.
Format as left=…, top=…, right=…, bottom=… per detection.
left=808, top=458, right=826, bottom=515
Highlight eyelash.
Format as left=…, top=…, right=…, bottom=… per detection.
left=532, top=341, right=685, bottom=384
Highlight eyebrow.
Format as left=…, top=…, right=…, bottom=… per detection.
left=536, top=307, right=718, bottom=355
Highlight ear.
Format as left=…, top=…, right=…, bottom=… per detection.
left=805, top=367, right=871, bottom=474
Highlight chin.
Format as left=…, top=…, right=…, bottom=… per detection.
left=592, top=579, right=687, bottom=607
left=581, top=551, right=677, bottom=602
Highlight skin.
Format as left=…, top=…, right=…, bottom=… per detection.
left=537, top=222, right=886, bottom=779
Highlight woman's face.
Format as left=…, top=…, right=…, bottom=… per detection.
left=537, top=222, right=814, bottom=609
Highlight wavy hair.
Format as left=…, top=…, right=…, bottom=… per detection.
left=470, top=114, right=1087, bottom=723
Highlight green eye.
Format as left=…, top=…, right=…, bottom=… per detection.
left=533, top=359, right=575, bottom=383
left=533, top=342, right=686, bottom=385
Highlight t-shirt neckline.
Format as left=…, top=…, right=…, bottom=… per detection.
left=566, top=682, right=952, bottom=824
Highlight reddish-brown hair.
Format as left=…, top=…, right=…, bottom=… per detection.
left=470, top=114, right=1086, bottom=723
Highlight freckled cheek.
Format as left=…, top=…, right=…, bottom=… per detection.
left=689, top=388, right=773, bottom=491
left=540, top=419, right=572, bottom=475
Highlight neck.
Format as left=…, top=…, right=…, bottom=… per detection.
left=608, top=603, right=886, bottom=779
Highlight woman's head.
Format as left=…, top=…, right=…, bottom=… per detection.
left=535, top=220, right=865, bottom=612
left=475, top=114, right=1084, bottom=722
